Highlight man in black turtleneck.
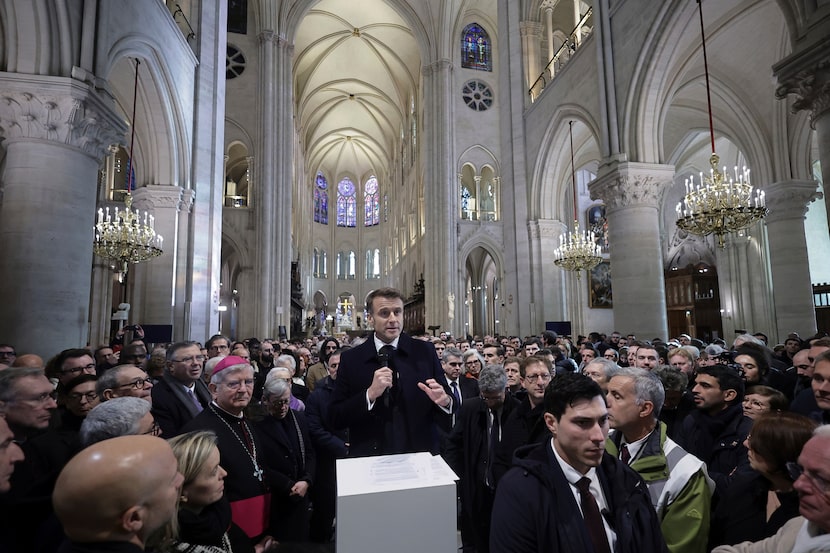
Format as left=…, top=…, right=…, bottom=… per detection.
left=677, top=364, right=754, bottom=497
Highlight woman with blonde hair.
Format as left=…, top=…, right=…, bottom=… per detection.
left=163, top=430, right=275, bottom=553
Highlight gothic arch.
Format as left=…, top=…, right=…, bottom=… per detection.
left=530, top=105, right=601, bottom=221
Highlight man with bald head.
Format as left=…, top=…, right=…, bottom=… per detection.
left=53, top=435, right=183, bottom=552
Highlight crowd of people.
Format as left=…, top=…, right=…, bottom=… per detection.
left=1, top=291, right=830, bottom=552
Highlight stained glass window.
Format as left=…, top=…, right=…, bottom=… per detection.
left=314, top=171, right=328, bottom=224
left=364, top=176, right=380, bottom=226
left=337, top=177, right=356, bottom=227
left=461, top=23, right=492, bottom=72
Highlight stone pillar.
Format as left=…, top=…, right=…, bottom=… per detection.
left=132, top=185, right=184, bottom=326
left=174, top=189, right=195, bottom=340
left=0, top=77, right=125, bottom=357
left=520, top=21, right=543, bottom=94
left=187, top=0, right=227, bottom=341
left=774, top=40, right=830, bottom=223
left=589, top=162, right=674, bottom=339
left=528, top=219, right=569, bottom=330
left=89, top=259, right=115, bottom=348
left=764, top=180, right=821, bottom=337
left=422, top=59, right=459, bottom=336
left=544, top=5, right=554, bottom=69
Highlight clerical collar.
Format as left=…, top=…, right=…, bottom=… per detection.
left=373, top=335, right=400, bottom=352
left=210, top=401, right=244, bottom=419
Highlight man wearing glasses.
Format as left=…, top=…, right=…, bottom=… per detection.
left=439, top=347, right=479, bottom=435
left=444, top=365, right=519, bottom=553
left=712, top=425, right=830, bottom=552
left=0, top=344, right=16, bottom=369
left=45, top=348, right=96, bottom=386
left=151, top=341, right=211, bottom=437
left=182, top=355, right=270, bottom=539
left=96, top=364, right=154, bottom=403
left=206, top=333, right=232, bottom=359
left=493, top=355, right=555, bottom=484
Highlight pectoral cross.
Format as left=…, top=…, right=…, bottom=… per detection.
left=253, top=464, right=263, bottom=481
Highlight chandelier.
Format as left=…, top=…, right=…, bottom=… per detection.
left=675, top=0, right=767, bottom=248
left=93, top=59, right=162, bottom=273
left=554, top=120, right=602, bottom=274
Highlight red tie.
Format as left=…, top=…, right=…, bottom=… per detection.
left=576, top=477, right=611, bottom=553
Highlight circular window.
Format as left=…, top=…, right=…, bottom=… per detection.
left=226, top=45, right=246, bottom=79
left=462, top=80, right=493, bottom=111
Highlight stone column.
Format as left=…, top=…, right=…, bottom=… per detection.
left=0, top=77, right=125, bottom=357
left=589, top=162, right=674, bottom=339
left=132, top=185, right=184, bottom=327
left=764, top=180, right=821, bottom=337
left=187, top=0, right=227, bottom=341
left=174, top=189, right=195, bottom=340
left=422, top=59, right=459, bottom=336
left=520, top=21, right=543, bottom=94
left=528, top=219, right=569, bottom=330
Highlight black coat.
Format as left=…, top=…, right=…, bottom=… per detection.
left=329, top=333, right=450, bottom=456
left=676, top=404, right=753, bottom=497
left=492, top=396, right=548, bottom=484
left=150, top=374, right=211, bottom=437
left=437, top=375, right=480, bottom=437
left=443, top=395, right=520, bottom=553
left=490, top=441, right=669, bottom=553
left=254, top=410, right=316, bottom=542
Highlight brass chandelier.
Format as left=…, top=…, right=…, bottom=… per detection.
left=93, top=59, right=163, bottom=273
left=675, top=0, right=767, bottom=248
left=554, top=120, right=602, bottom=274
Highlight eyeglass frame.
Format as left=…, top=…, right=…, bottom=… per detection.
left=60, top=363, right=96, bottom=376
left=172, top=355, right=207, bottom=364
left=221, top=378, right=255, bottom=391
left=786, top=461, right=830, bottom=494
left=116, top=376, right=153, bottom=390
left=66, top=391, right=99, bottom=403
left=13, top=391, right=58, bottom=405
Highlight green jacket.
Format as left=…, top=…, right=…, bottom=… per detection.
left=607, top=422, right=715, bottom=553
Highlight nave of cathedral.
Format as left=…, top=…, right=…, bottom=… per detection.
left=1, top=0, right=829, bottom=356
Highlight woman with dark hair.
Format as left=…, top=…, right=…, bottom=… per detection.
left=306, top=337, right=340, bottom=392
left=734, top=342, right=772, bottom=386
left=709, top=411, right=817, bottom=548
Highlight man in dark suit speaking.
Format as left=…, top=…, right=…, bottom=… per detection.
left=329, top=287, right=452, bottom=456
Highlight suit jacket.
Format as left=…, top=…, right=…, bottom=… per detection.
left=491, top=441, right=669, bottom=553
left=328, top=332, right=450, bottom=456
left=151, top=374, right=212, bottom=437
left=438, top=375, right=480, bottom=435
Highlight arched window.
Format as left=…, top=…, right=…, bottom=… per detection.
left=364, top=176, right=380, bottom=226
left=314, top=172, right=328, bottom=224
left=366, top=248, right=381, bottom=279
left=321, top=250, right=327, bottom=277
left=313, top=248, right=320, bottom=277
left=336, top=251, right=355, bottom=279
left=337, top=177, right=357, bottom=227
left=461, top=23, right=492, bottom=72
left=313, top=248, right=327, bottom=278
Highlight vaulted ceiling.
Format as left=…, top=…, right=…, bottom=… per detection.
left=294, top=0, right=421, bottom=182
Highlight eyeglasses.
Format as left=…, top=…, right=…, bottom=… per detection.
left=143, top=421, right=162, bottom=436
left=786, top=462, right=830, bottom=493
left=270, top=399, right=291, bottom=407
left=60, top=363, right=96, bottom=375
left=0, top=350, right=15, bottom=357
left=446, top=362, right=463, bottom=367
left=465, top=360, right=481, bottom=366
left=223, top=378, right=255, bottom=390
left=525, top=373, right=552, bottom=381
left=172, top=355, right=206, bottom=364
left=117, top=377, right=153, bottom=390
left=209, top=344, right=230, bottom=351
left=742, top=398, right=768, bottom=410
left=15, top=391, right=57, bottom=405
left=67, top=391, right=98, bottom=403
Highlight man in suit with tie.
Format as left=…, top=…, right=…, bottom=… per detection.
left=439, top=347, right=479, bottom=434
left=329, top=287, right=452, bottom=456
left=150, top=341, right=212, bottom=437
left=490, top=373, right=668, bottom=553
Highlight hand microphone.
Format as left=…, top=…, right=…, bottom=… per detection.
left=377, top=347, right=396, bottom=407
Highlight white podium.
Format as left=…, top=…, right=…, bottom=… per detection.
left=336, top=452, right=458, bottom=553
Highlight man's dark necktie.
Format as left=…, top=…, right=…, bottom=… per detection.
left=620, top=444, right=631, bottom=465
left=486, top=408, right=499, bottom=489
left=450, top=381, right=461, bottom=411
left=576, top=477, right=611, bottom=553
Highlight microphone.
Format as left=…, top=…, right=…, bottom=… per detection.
left=377, top=347, right=396, bottom=407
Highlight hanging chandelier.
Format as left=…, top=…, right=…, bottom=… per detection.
left=675, top=0, right=767, bottom=248
left=554, top=120, right=602, bottom=274
left=93, top=59, right=163, bottom=273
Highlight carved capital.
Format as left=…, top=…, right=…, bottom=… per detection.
left=764, top=180, right=822, bottom=224
left=776, top=61, right=830, bottom=128
left=180, top=189, right=196, bottom=213
left=0, top=74, right=126, bottom=159
left=258, top=30, right=277, bottom=44
left=131, top=185, right=185, bottom=211
left=589, top=162, right=674, bottom=211
left=528, top=218, right=567, bottom=240
left=423, top=59, right=453, bottom=77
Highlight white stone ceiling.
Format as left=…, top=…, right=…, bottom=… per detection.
left=294, top=0, right=421, bottom=181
